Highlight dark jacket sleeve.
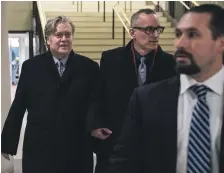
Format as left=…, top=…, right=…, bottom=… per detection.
left=163, top=52, right=177, bottom=78
left=1, top=61, right=29, bottom=155
left=106, top=88, right=142, bottom=173
left=90, top=51, right=109, bottom=129
left=85, top=61, right=101, bottom=132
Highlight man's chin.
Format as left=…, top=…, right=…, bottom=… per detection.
left=58, top=49, right=71, bottom=55
left=149, top=43, right=158, bottom=48
left=175, top=64, right=201, bottom=75
left=145, top=44, right=158, bottom=51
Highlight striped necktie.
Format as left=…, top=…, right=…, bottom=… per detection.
left=138, top=57, right=146, bottom=85
left=187, top=84, right=211, bottom=173
left=56, top=61, right=65, bottom=77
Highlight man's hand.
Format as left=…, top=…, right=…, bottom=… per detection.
left=91, top=128, right=112, bottom=140
left=2, top=153, right=10, bottom=160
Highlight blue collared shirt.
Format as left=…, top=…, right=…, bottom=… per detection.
left=53, top=56, right=68, bottom=67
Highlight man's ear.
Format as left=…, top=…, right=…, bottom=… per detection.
left=221, top=38, right=224, bottom=64
left=216, top=36, right=224, bottom=54
left=220, top=36, right=224, bottom=52
left=129, top=28, right=135, bottom=39
left=46, top=37, right=50, bottom=46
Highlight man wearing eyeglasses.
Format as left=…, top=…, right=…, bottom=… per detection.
left=91, top=9, right=176, bottom=173
left=104, top=4, right=224, bottom=173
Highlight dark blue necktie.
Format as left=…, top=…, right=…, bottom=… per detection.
left=187, top=84, right=211, bottom=173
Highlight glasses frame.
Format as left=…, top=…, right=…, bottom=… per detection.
left=131, top=26, right=165, bottom=35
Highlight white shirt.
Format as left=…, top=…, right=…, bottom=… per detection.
left=176, top=66, right=224, bottom=173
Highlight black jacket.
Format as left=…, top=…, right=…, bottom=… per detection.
left=1, top=50, right=100, bottom=173
left=93, top=40, right=177, bottom=156
left=106, top=76, right=224, bottom=173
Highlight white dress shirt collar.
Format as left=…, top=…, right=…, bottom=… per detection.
left=180, top=66, right=224, bottom=96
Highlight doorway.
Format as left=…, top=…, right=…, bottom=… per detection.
left=8, top=31, right=32, bottom=160
left=8, top=32, right=30, bottom=86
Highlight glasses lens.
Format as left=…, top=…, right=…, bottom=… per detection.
left=145, top=26, right=165, bottom=34
left=157, top=26, right=164, bottom=34
left=145, top=27, right=154, bottom=34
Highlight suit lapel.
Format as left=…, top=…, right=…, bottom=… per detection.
left=121, top=41, right=138, bottom=88
left=144, top=47, right=158, bottom=84
left=157, top=77, right=224, bottom=172
left=60, top=50, right=77, bottom=82
left=219, top=85, right=224, bottom=172
left=144, top=46, right=164, bottom=84
left=159, top=76, right=180, bottom=172
left=45, top=51, right=61, bottom=81
left=44, top=50, right=80, bottom=84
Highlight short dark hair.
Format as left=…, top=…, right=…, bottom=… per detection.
left=186, top=4, right=224, bottom=40
left=131, top=9, right=156, bottom=27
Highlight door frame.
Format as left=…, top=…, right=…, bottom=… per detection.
left=8, top=30, right=33, bottom=59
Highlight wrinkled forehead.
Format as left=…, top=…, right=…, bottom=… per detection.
left=55, top=22, right=72, bottom=32
left=176, top=12, right=211, bottom=32
left=135, top=13, right=160, bottom=27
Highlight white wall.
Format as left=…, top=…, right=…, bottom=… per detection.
left=1, top=2, right=15, bottom=172
left=6, top=1, right=32, bottom=30
left=41, top=1, right=154, bottom=12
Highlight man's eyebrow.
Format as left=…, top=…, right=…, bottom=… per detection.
left=175, top=27, right=199, bottom=33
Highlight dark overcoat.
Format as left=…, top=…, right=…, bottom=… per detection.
left=2, top=50, right=99, bottom=173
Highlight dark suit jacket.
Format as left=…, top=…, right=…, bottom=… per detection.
left=1, top=50, right=100, bottom=173
left=93, top=40, right=177, bottom=156
left=106, top=76, right=224, bottom=173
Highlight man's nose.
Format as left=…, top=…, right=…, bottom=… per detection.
left=61, top=35, right=67, bottom=41
left=152, top=29, right=159, bottom=38
left=174, top=35, right=189, bottom=49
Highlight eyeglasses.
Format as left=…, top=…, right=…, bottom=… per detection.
left=132, top=26, right=165, bottom=35
left=53, top=32, right=72, bottom=38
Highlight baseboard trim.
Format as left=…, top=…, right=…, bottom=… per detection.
left=2, top=168, right=14, bottom=173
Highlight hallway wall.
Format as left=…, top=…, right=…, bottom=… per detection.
left=6, top=1, right=32, bottom=30
left=1, top=1, right=14, bottom=173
